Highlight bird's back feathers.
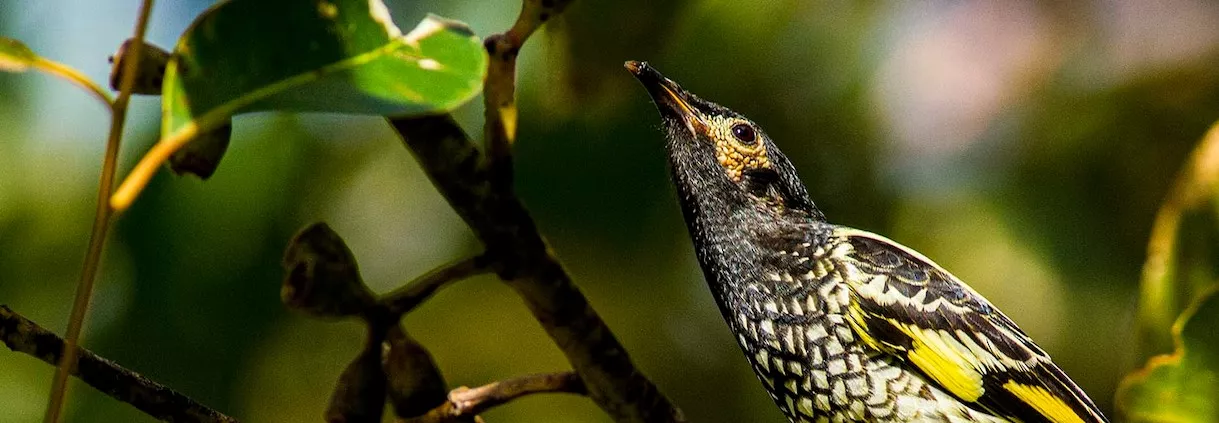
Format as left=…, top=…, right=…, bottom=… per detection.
left=832, top=227, right=1108, bottom=423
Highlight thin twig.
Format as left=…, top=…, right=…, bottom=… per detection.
left=381, top=255, right=493, bottom=316
left=482, top=0, right=576, bottom=181
left=47, top=0, right=157, bottom=421
left=1, top=306, right=239, bottom=423
left=402, top=372, right=586, bottom=423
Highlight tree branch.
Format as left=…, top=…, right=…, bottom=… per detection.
left=1, top=306, right=239, bottom=423
left=391, top=115, right=684, bottom=423
left=393, top=3, right=682, bottom=420
left=403, top=372, right=586, bottom=423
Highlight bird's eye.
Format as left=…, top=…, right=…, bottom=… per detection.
left=731, top=123, right=756, bottom=145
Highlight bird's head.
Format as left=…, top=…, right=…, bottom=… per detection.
left=626, top=61, right=823, bottom=221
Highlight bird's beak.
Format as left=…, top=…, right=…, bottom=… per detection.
left=625, top=61, right=706, bottom=136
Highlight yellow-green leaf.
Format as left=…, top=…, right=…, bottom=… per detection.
left=1138, top=122, right=1219, bottom=359
left=1118, top=289, right=1219, bottom=422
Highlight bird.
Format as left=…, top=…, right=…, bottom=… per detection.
left=624, top=60, right=1108, bottom=423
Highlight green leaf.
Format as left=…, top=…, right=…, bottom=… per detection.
left=1118, top=289, right=1219, bottom=422
left=0, top=37, right=38, bottom=72
left=161, top=0, right=488, bottom=140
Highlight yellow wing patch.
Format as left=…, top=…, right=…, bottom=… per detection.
left=905, top=326, right=986, bottom=401
left=846, top=303, right=985, bottom=401
left=1004, top=381, right=1086, bottom=423
left=845, top=302, right=884, bottom=349
left=833, top=226, right=1106, bottom=422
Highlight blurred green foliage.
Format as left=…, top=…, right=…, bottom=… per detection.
left=3, top=1, right=1219, bottom=422
left=1116, top=122, right=1219, bottom=422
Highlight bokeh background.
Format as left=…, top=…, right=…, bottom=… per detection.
left=3, top=1, right=1219, bottom=422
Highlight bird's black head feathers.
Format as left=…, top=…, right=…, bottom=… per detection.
left=626, top=61, right=824, bottom=223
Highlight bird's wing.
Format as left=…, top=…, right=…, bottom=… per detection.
left=829, top=227, right=1108, bottom=423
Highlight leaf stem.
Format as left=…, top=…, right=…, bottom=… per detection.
left=44, top=0, right=156, bottom=421
left=109, top=122, right=199, bottom=211
left=30, top=57, right=115, bottom=108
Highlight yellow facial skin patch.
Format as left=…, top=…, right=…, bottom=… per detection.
left=652, top=85, right=771, bottom=182
left=705, top=115, right=771, bottom=181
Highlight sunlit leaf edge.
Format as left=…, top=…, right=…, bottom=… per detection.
left=1118, top=287, right=1219, bottom=422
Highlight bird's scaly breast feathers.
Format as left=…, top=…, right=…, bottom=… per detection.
left=830, top=227, right=1108, bottom=423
